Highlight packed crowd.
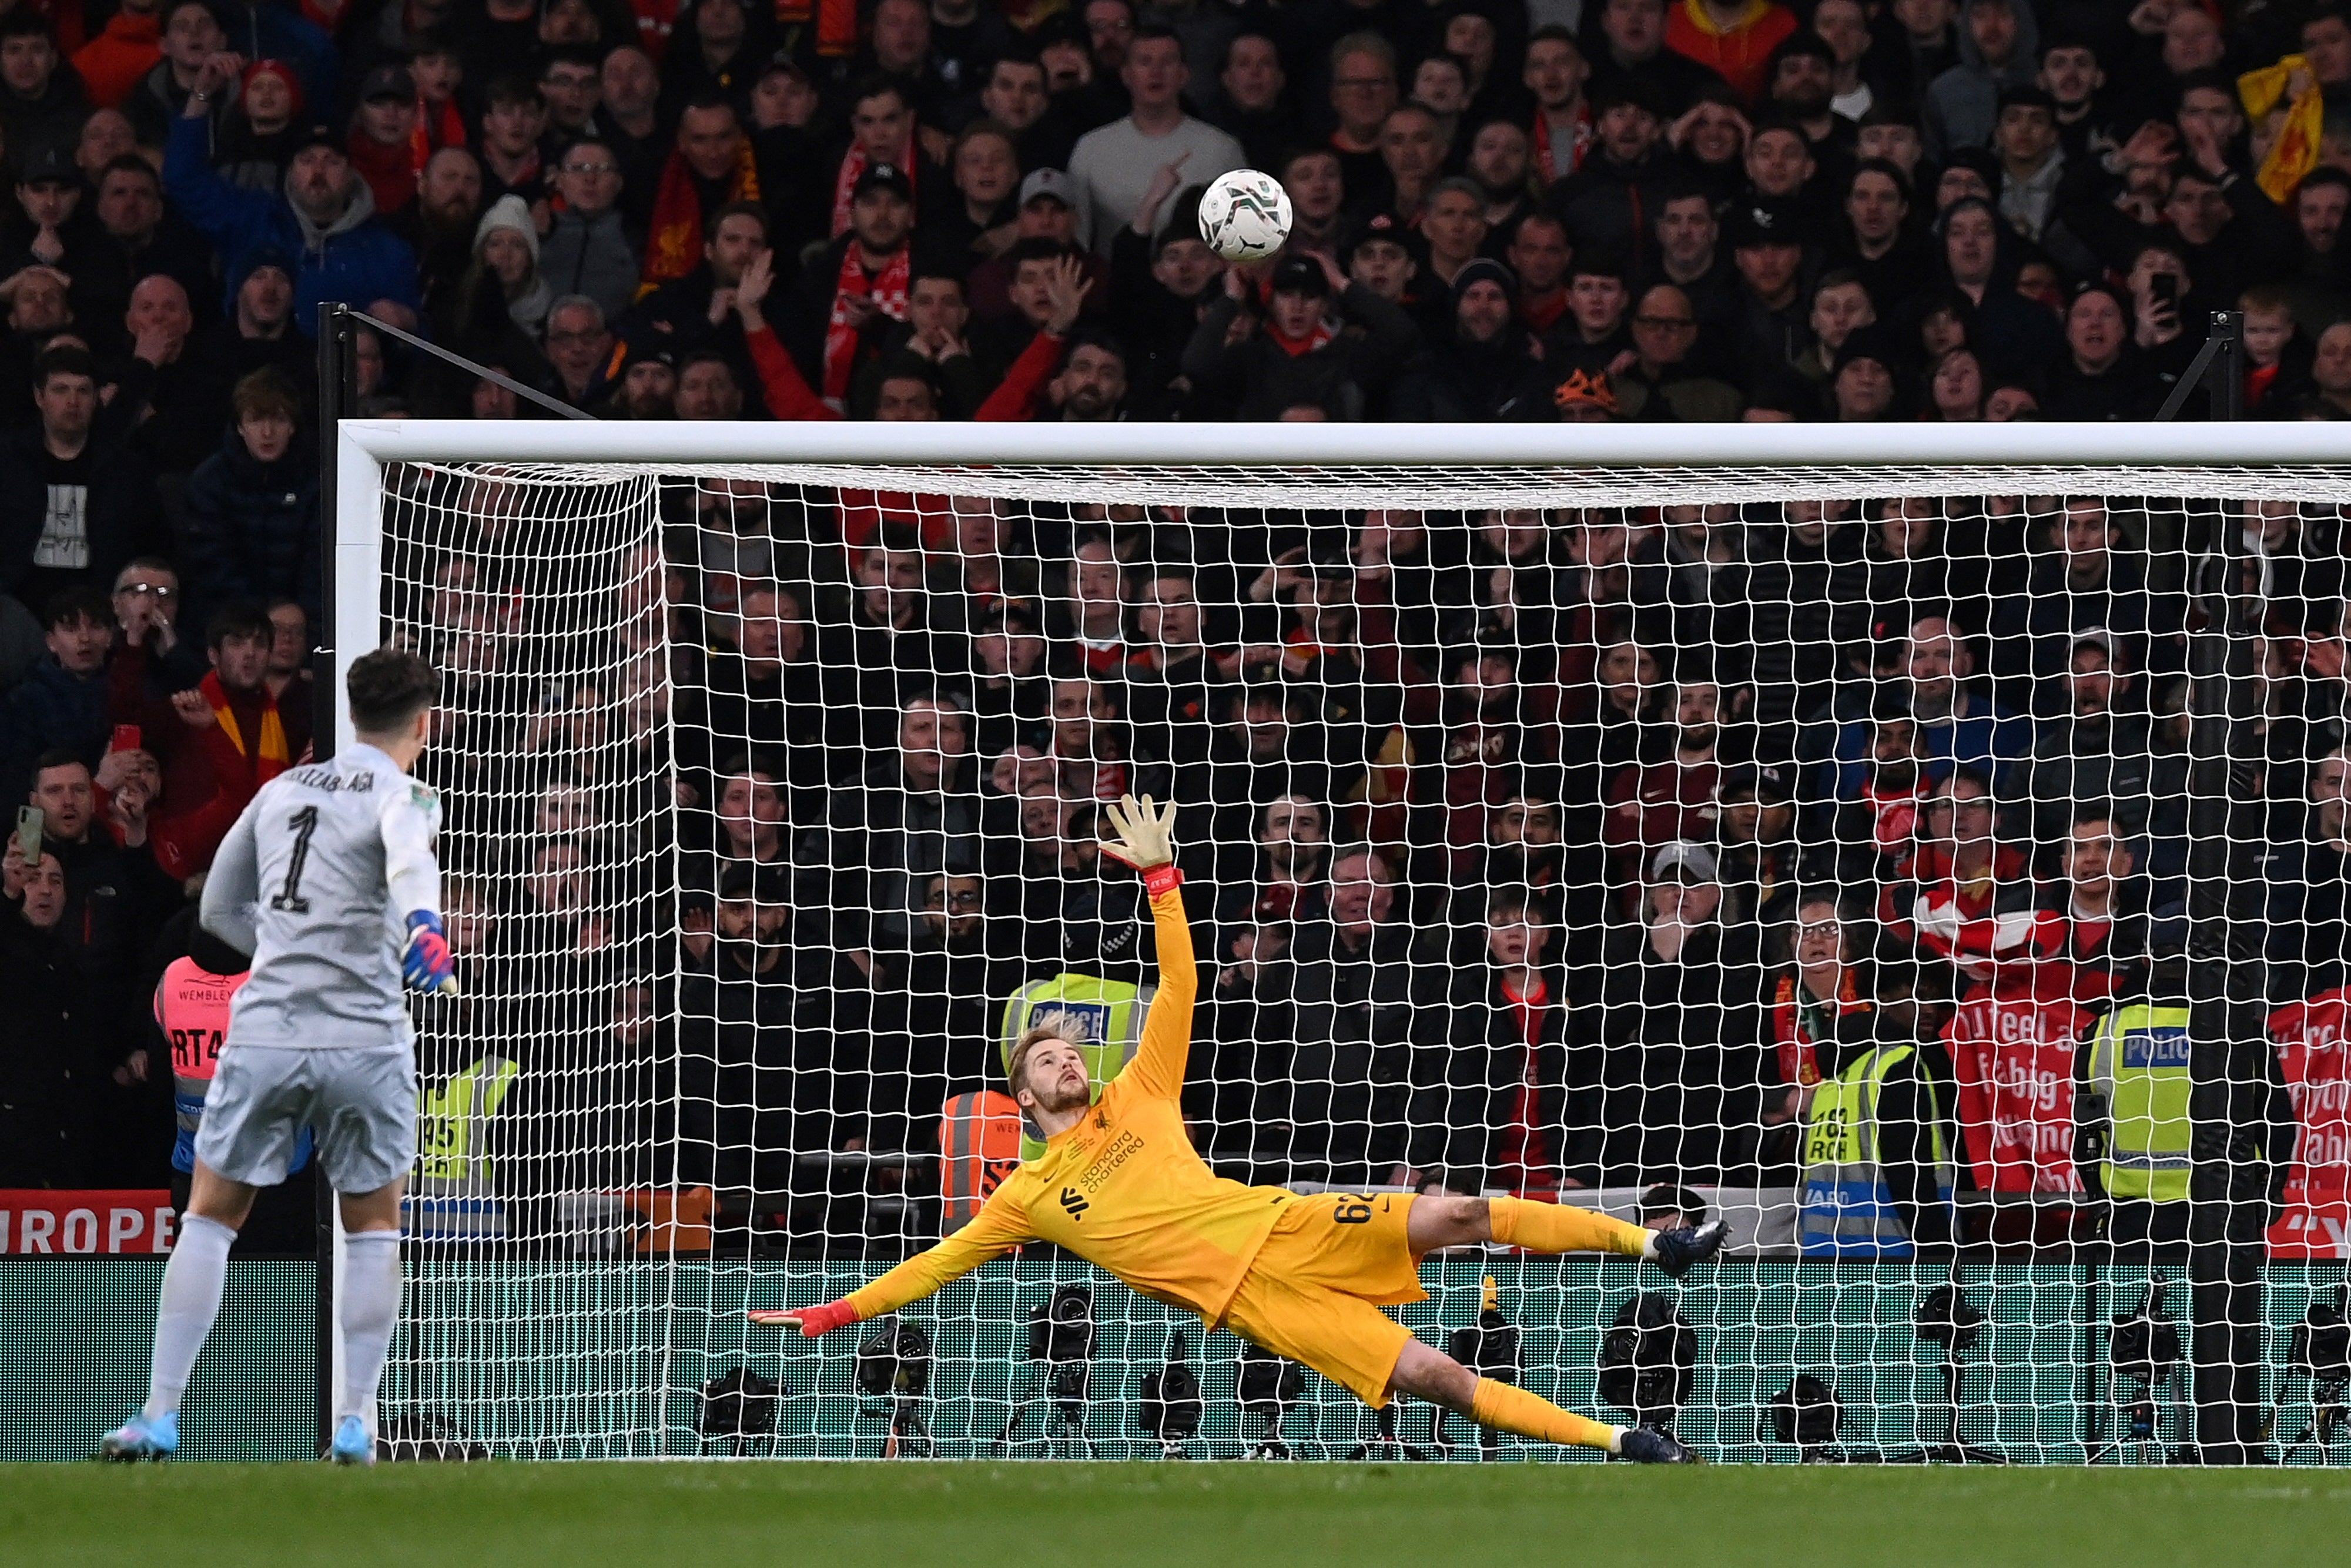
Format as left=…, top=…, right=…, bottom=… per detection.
left=1, top=0, right=2347, bottom=1248
left=390, top=486, right=2326, bottom=1256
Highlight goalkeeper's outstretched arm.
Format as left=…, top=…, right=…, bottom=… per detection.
left=1099, top=795, right=1194, bottom=1101
left=752, top=1190, right=1032, bottom=1336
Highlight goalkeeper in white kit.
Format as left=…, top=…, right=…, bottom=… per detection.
left=101, top=648, right=457, bottom=1465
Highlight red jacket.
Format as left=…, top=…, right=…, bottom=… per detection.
left=1665, top=0, right=1797, bottom=105
left=109, top=644, right=310, bottom=878
left=72, top=12, right=159, bottom=109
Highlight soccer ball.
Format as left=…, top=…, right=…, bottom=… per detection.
left=1197, top=169, right=1294, bottom=263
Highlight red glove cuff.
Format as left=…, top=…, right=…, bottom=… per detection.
left=1141, top=864, right=1184, bottom=899
left=802, top=1299, right=858, bottom=1337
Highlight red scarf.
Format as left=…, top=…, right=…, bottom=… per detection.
left=346, top=126, right=420, bottom=215
left=823, top=243, right=911, bottom=403
left=640, top=137, right=762, bottom=292
left=1264, top=314, right=1336, bottom=357
left=201, top=671, right=290, bottom=780
left=419, top=93, right=465, bottom=156
left=1532, top=106, right=1592, bottom=181
left=775, top=0, right=859, bottom=56
left=830, top=138, right=916, bottom=238
left=1772, top=969, right=1864, bottom=1090
left=1497, top=972, right=1556, bottom=1196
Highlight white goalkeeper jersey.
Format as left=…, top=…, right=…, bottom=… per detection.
left=199, top=742, right=444, bottom=1053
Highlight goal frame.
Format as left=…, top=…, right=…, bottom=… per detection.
left=328, top=417, right=2351, bottom=736
left=327, top=417, right=2344, bottom=1462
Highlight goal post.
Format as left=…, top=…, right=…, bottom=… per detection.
left=329, top=417, right=2347, bottom=1462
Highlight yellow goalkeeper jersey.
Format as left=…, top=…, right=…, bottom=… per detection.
left=842, top=887, right=1298, bottom=1325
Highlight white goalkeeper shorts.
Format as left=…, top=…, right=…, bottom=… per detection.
left=195, top=1044, right=417, bottom=1196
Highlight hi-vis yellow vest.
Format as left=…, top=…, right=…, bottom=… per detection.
left=418, top=1055, right=519, bottom=1187
left=998, top=972, right=1156, bottom=1160
left=2086, top=1004, right=2193, bottom=1203
left=1799, top=1042, right=1952, bottom=1257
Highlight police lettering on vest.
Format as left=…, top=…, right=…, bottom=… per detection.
left=153, top=955, right=310, bottom=1177
left=2084, top=1004, right=2193, bottom=1204
left=2268, top=987, right=2351, bottom=1258
left=1799, top=1042, right=1954, bottom=1258
left=998, top=971, right=1156, bottom=1160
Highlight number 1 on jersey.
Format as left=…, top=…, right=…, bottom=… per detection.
left=271, top=805, right=318, bottom=913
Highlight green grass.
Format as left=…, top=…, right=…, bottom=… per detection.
left=6, top=1462, right=2351, bottom=1567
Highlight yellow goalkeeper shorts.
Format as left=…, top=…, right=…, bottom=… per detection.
left=1218, top=1191, right=1426, bottom=1408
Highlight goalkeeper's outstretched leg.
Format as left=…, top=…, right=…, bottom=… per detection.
left=1402, top=1192, right=1730, bottom=1280
left=1385, top=1194, right=1722, bottom=1462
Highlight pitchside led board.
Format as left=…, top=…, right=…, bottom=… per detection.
left=0, top=1193, right=177, bottom=1255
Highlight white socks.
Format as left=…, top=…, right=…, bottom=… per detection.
left=339, top=1230, right=403, bottom=1425
left=144, top=1213, right=236, bottom=1422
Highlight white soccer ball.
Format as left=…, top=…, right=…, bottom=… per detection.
left=1197, top=169, right=1294, bottom=263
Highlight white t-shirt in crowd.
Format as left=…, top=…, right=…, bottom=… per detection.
left=1065, top=115, right=1247, bottom=253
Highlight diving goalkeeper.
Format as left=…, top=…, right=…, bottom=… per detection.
left=756, top=796, right=1722, bottom=1462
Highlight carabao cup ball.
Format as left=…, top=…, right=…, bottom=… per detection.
left=1197, top=169, right=1294, bottom=263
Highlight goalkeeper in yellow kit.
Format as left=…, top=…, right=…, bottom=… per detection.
left=757, top=796, right=1722, bottom=1462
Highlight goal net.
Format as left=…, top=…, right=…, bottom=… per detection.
left=347, top=424, right=2351, bottom=1463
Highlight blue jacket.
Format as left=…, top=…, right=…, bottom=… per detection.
left=1825, top=686, right=2034, bottom=802
left=2, top=653, right=111, bottom=800
left=163, top=115, right=420, bottom=330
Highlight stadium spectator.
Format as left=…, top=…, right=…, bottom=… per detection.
left=1576, top=840, right=1750, bottom=1185
left=1065, top=26, right=1243, bottom=252
left=164, top=55, right=421, bottom=333
left=174, top=368, right=319, bottom=634
left=0, top=347, right=151, bottom=612
left=1410, top=888, right=1571, bottom=1197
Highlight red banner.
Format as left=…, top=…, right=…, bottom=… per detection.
left=1943, top=973, right=2095, bottom=1194
left=2269, top=989, right=2351, bottom=1259
left=0, top=1191, right=176, bottom=1254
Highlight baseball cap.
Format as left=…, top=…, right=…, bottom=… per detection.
left=2069, top=626, right=2121, bottom=662
left=1346, top=210, right=1413, bottom=258
left=1725, top=199, right=1801, bottom=250
left=1649, top=840, right=1720, bottom=884
left=16, top=140, right=73, bottom=188
left=1019, top=168, right=1074, bottom=207
left=1270, top=254, right=1329, bottom=297
left=1716, top=762, right=1792, bottom=806
left=293, top=122, right=345, bottom=159
left=853, top=162, right=915, bottom=203
left=360, top=64, right=415, bottom=103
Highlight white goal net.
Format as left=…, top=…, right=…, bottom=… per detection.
left=347, top=425, right=2351, bottom=1464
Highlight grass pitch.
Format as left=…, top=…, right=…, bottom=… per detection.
left=6, top=1462, right=2349, bottom=1567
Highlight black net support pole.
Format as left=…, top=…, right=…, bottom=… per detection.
left=2209, top=310, right=2245, bottom=421
left=312, top=299, right=357, bottom=1450
left=2183, top=334, right=2272, bottom=1459
left=2155, top=311, right=2245, bottom=422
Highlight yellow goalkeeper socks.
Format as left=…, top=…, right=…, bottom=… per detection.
left=1471, top=1378, right=1620, bottom=1453
left=1486, top=1197, right=1651, bottom=1259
